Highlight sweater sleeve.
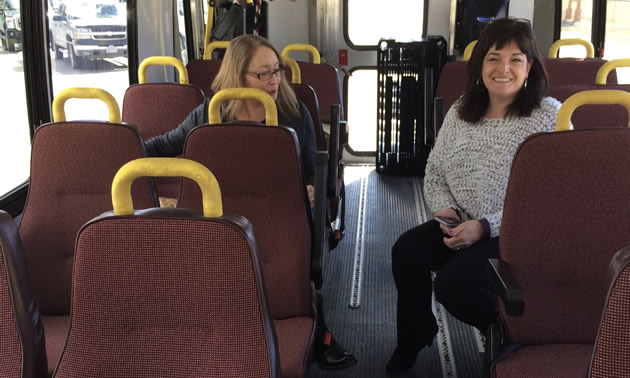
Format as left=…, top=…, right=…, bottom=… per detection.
left=144, top=98, right=210, bottom=157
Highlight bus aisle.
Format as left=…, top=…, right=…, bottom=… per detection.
left=310, top=165, right=484, bottom=378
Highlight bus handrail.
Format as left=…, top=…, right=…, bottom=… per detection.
left=112, top=158, right=222, bottom=217
left=208, top=88, right=278, bottom=126
left=52, top=87, right=121, bottom=123
left=548, top=38, right=595, bottom=58
left=138, top=56, right=189, bottom=84
left=281, top=43, right=321, bottom=64
left=463, top=40, right=477, bottom=61
left=284, top=56, right=301, bottom=83
left=556, top=90, right=630, bottom=131
left=595, top=58, right=630, bottom=84
left=203, top=41, right=230, bottom=60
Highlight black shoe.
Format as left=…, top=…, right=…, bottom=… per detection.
left=386, top=346, right=422, bottom=372
left=315, top=331, right=357, bottom=370
left=386, top=325, right=438, bottom=372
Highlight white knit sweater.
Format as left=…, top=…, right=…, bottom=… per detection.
left=424, top=96, right=562, bottom=238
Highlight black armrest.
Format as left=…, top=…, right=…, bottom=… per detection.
left=327, top=105, right=340, bottom=199
left=339, top=120, right=348, bottom=146
left=488, top=258, right=525, bottom=316
left=311, top=151, right=330, bottom=289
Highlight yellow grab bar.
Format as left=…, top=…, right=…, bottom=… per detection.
left=463, top=40, right=477, bottom=61
left=138, top=56, right=189, bottom=84
left=596, top=58, right=630, bottom=84
left=548, top=38, right=595, bottom=58
left=203, top=41, right=230, bottom=60
left=281, top=43, right=321, bottom=64
left=53, top=87, right=121, bottom=123
left=208, top=88, right=278, bottom=126
left=112, top=158, right=223, bottom=217
left=204, top=4, right=214, bottom=50
left=556, top=90, right=630, bottom=131
left=284, top=56, right=301, bottom=84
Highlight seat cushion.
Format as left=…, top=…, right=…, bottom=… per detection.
left=494, top=344, right=592, bottom=377
left=274, top=317, right=315, bottom=378
left=42, top=315, right=70, bottom=375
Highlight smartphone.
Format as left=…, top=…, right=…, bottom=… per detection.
left=434, top=216, right=461, bottom=228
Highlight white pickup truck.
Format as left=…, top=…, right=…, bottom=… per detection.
left=50, top=1, right=127, bottom=68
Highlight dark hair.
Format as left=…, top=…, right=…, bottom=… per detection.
left=458, top=18, right=548, bottom=123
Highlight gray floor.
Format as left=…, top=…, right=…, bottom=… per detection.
left=309, top=166, right=484, bottom=378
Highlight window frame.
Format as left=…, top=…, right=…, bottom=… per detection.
left=342, top=0, right=429, bottom=51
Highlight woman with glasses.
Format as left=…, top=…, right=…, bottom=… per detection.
left=144, top=34, right=356, bottom=371
left=145, top=34, right=316, bottom=203
left=387, top=18, right=561, bottom=372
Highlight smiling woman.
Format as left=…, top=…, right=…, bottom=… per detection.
left=481, top=42, right=532, bottom=117
left=387, top=18, right=562, bottom=372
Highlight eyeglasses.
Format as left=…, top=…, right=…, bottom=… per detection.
left=246, top=65, right=286, bottom=81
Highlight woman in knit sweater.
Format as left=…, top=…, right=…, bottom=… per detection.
left=387, top=18, right=561, bottom=372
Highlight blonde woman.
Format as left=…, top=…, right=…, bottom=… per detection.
left=145, top=34, right=355, bottom=370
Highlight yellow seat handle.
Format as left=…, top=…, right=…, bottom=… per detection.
left=112, top=158, right=222, bottom=217
left=284, top=56, right=301, bottom=84
left=556, top=90, right=630, bottom=131
left=281, top=43, right=321, bottom=64
left=463, top=40, right=477, bottom=61
left=138, top=56, right=189, bottom=84
left=208, top=88, right=278, bottom=126
left=548, top=38, right=595, bottom=58
left=53, top=87, right=121, bottom=123
left=596, top=58, right=630, bottom=84
left=203, top=41, right=230, bottom=60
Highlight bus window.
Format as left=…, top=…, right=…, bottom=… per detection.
left=0, top=1, right=29, bottom=196
left=345, top=0, right=425, bottom=47
left=344, top=0, right=426, bottom=153
left=49, top=0, right=129, bottom=120
left=560, top=0, right=630, bottom=83
left=559, top=0, right=594, bottom=57
left=604, top=1, right=630, bottom=83
left=347, top=68, right=377, bottom=152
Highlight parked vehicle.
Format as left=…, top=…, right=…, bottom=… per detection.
left=0, top=0, right=21, bottom=51
left=49, top=0, right=127, bottom=68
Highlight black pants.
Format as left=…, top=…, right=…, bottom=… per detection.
left=391, top=219, right=499, bottom=349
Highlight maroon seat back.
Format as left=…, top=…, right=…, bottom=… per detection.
left=589, top=245, right=630, bottom=378
left=435, top=60, right=467, bottom=113
left=543, top=58, right=617, bottom=87
left=500, top=129, right=630, bottom=345
left=54, top=204, right=279, bottom=377
left=122, top=83, right=205, bottom=141
left=493, top=129, right=630, bottom=377
left=122, top=83, right=205, bottom=199
left=295, top=62, right=344, bottom=123
left=547, top=84, right=630, bottom=129
left=180, top=124, right=316, bottom=378
left=290, top=83, right=326, bottom=151
left=19, top=121, right=157, bottom=374
left=181, top=125, right=314, bottom=319
left=0, top=211, right=48, bottom=378
left=186, top=59, right=224, bottom=97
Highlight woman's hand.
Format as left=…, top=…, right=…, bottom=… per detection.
left=441, top=220, right=483, bottom=251
left=307, top=185, right=315, bottom=208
